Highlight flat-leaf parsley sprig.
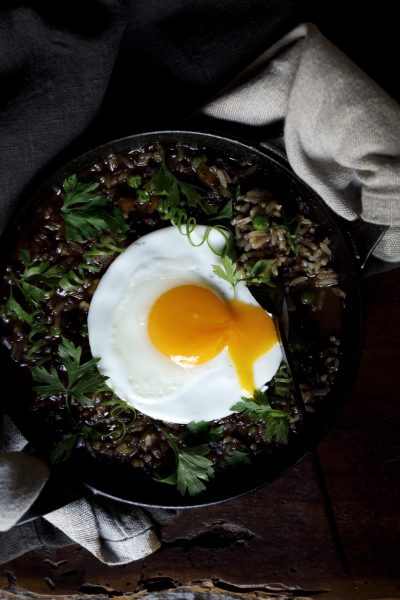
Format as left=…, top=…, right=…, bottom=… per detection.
left=143, top=161, right=216, bottom=217
left=212, top=255, right=242, bottom=294
left=61, top=175, right=128, bottom=243
left=4, top=250, right=64, bottom=317
left=155, top=431, right=215, bottom=496
left=31, top=337, right=109, bottom=410
left=231, top=388, right=292, bottom=444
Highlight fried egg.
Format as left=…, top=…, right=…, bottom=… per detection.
left=88, top=225, right=282, bottom=423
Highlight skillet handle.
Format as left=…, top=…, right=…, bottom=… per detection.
left=341, top=220, right=389, bottom=274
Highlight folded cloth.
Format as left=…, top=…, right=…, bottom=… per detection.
left=201, top=23, right=400, bottom=264
left=0, top=0, right=125, bottom=234
left=0, top=416, right=162, bottom=565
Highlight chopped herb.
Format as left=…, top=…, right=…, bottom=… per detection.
left=27, top=310, right=48, bottom=357
left=207, top=199, right=233, bottom=224
left=186, top=420, right=209, bottom=436
left=61, top=174, right=128, bottom=243
left=8, top=251, right=64, bottom=309
left=281, top=212, right=300, bottom=254
left=191, top=155, right=208, bottom=169
left=31, top=338, right=109, bottom=408
left=185, top=420, right=223, bottom=443
left=176, top=446, right=215, bottom=496
left=94, top=396, right=137, bottom=442
left=300, top=289, right=314, bottom=305
left=246, top=259, right=276, bottom=287
left=127, top=174, right=142, bottom=189
left=60, top=236, right=126, bottom=291
left=252, top=214, right=269, bottom=231
left=50, top=426, right=94, bottom=464
left=231, top=389, right=291, bottom=444
left=212, top=255, right=242, bottom=291
left=3, top=295, right=32, bottom=325
left=210, top=426, right=224, bottom=442
left=137, top=189, right=150, bottom=204
left=235, top=185, right=245, bottom=202
left=51, top=433, right=79, bottom=464
left=145, top=162, right=215, bottom=217
left=264, top=417, right=291, bottom=445
left=223, top=449, right=251, bottom=467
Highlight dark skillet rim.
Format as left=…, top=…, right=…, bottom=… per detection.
left=0, top=130, right=364, bottom=510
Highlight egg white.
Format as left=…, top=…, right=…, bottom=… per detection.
left=88, top=225, right=283, bottom=424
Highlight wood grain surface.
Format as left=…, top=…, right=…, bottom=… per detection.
left=1, top=269, right=399, bottom=600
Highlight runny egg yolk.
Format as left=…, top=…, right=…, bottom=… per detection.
left=148, top=284, right=278, bottom=395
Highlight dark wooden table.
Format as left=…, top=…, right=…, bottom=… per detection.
left=1, top=267, right=399, bottom=600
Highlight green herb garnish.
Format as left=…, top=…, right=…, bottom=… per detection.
left=50, top=426, right=95, bottom=464
left=212, top=255, right=242, bottom=291
left=31, top=338, right=109, bottom=408
left=185, top=420, right=224, bottom=443
left=231, top=389, right=291, bottom=444
left=252, top=214, right=269, bottom=231
left=245, top=259, right=276, bottom=287
left=51, top=433, right=80, bottom=464
left=7, top=250, right=64, bottom=309
left=155, top=435, right=215, bottom=496
left=191, top=155, right=208, bottom=169
left=222, top=449, right=251, bottom=467
left=127, top=174, right=142, bottom=189
left=60, top=236, right=126, bottom=291
left=2, top=295, right=32, bottom=325
left=207, top=199, right=233, bottom=224
left=144, top=162, right=215, bottom=217
left=61, top=175, right=128, bottom=243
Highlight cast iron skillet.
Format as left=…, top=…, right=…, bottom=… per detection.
left=0, top=130, right=379, bottom=512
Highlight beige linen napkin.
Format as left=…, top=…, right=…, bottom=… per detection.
left=0, top=416, right=160, bottom=565
left=201, top=23, right=400, bottom=263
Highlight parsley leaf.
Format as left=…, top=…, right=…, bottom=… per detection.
left=212, top=255, right=241, bottom=289
left=155, top=438, right=215, bottom=496
left=31, top=338, right=109, bottom=407
left=3, top=296, right=32, bottom=325
left=50, top=426, right=94, bottom=464
left=50, top=433, right=79, bottom=464
left=231, top=389, right=291, bottom=444
left=252, top=214, right=269, bottom=231
left=127, top=174, right=142, bottom=189
left=7, top=251, right=64, bottom=310
left=245, top=259, right=276, bottom=287
left=185, top=421, right=224, bottom=443
left=222, top=449, right=251, bottom=467
left=186, top=420, right=209, bottom=436
left=176, top=445, right=215, bottom=496
left=61, top=175, right=128, bottom=243
left=207, top=199, right=233, bottom=224
left=145, top=162, right=215, bottom=217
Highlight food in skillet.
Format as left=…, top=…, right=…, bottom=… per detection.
left=0, top=141, right=344, bottom=496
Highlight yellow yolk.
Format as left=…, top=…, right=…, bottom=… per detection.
left=148, top=284, right=278, bottom=395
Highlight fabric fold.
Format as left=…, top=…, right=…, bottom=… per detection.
left=45, top=497, right=160, bottom=565
left=202, top=23, right=400, bottom=262
left=0, top=416, right=161, bottom=565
